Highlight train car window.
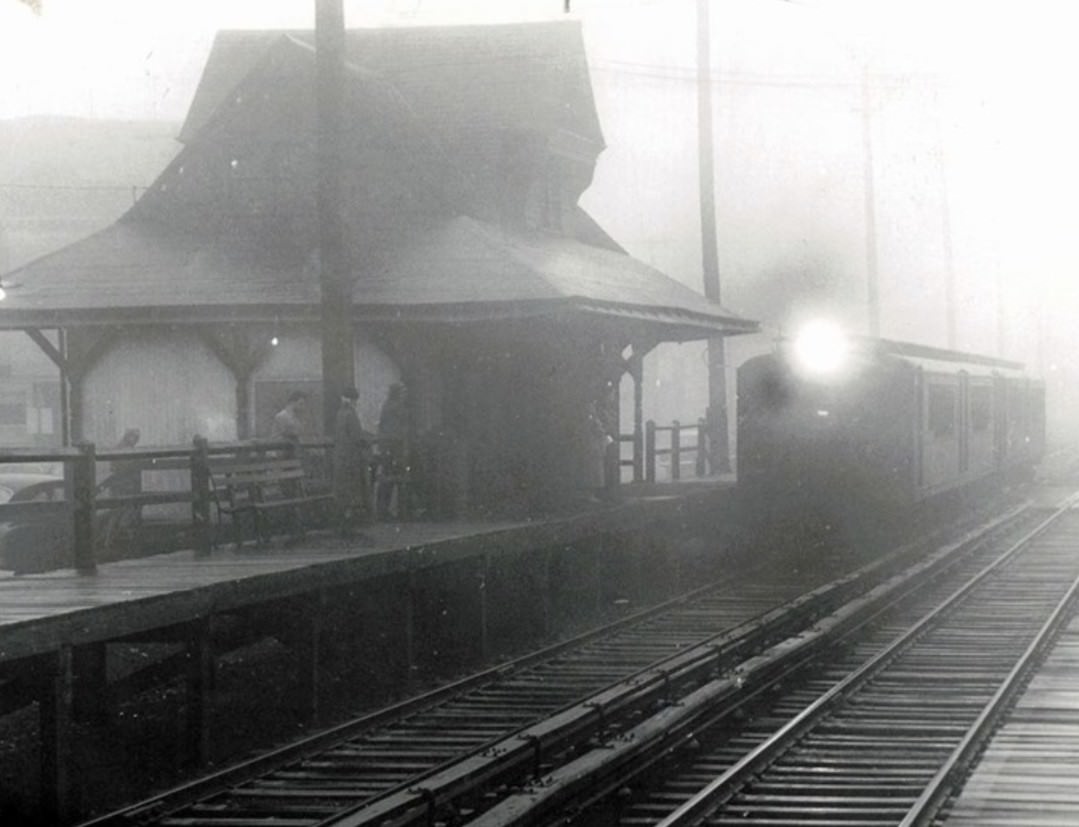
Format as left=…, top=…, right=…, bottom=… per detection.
left=970, top=386, right=992, bottom=431
left=928, top=385, right=956, bottom=436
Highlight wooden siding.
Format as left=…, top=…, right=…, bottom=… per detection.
left=83, top=330, right=237, bottom=447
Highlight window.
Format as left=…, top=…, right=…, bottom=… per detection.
left=928, top=385, right=955, bottom=436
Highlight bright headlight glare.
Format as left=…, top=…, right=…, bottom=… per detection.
left=792, top=320, right=849, bottom=376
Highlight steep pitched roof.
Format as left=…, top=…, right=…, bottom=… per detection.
left=0, top=215, right=755, bottom=340
left=180, top=21, right=603, bottom=150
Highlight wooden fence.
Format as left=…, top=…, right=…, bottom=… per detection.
left=619, top=418, right=709, bottom=483
left=0, top=439, right=335, bottom=575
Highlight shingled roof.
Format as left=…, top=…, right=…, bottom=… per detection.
left=0, top=21, right=757, bottom=342
left=0, top=215, right=755, bottom=340
left=180, top=22, right=604, bottom=150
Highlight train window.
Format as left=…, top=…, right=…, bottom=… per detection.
left=928, top=385, right=956, bottom=436
left=970, top=386, right=992, bottom=431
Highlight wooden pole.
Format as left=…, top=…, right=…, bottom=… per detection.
left=316, top=0, right=355, bottom=435
left=862, top=65, right=881, bottom=338
left=697, top=0, right=729, bottom=473
left=39, top=646, right=75, bottom=822
left=73, top=442, right=97, bottom=574
left=935, top=89, right=957, bottom=349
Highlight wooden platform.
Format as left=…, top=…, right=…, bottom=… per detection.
left=945, top=614, right=1079, bottom=825
left=0, top=485, right=729, bottom=665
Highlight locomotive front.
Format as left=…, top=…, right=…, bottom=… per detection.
left=737, top=324, right=919, bottom=542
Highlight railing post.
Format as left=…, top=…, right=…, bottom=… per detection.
left=191, top=436, right=213, bottom=557
left=645, top=420, right=656, bottom=484
left=72, top=442, right=97, bottom=574
left=604, top=437, right=620, bottom=497
left=632, top=428, right=643, bottom=482
left=696, top=417, right=708, bottom=477
left=671, top=420, right=682, bottom=481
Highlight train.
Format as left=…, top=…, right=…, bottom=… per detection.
left=736, top=326, right=1045, bottom=543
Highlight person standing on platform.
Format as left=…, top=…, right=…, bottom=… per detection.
left=272, top=391, right=309, bottom=442
left=333, top=386, right=374, bottom=541
left=376, top=383, right=408, bottom=519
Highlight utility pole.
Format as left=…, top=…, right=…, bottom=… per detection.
left=861, top=65, right=880, bottom=338
left=697, top=0, right=729, bottom=474
left=316, top=0, right=355, bottom=434
left=935, top=89, right=957, bottom=349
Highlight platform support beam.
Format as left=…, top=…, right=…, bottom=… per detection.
left=184, top=618, right=215, bottom=768
left=39, top=646, right=75, bottom=824
left=538, top=549, right=552, bottom=639
left=403, top=571, right=417, bottom=689
left=72, top=642, right=108, bottom=725
left=477, top=554, right=490, bottom=662
left=297, top=590, right=325, bottom=725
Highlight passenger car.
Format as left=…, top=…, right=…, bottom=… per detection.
left=737, top=333, right=1045, bottom=538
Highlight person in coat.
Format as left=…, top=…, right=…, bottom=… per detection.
left=333, top=386, right=374, bottom=540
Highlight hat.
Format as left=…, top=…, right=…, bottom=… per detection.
left=341, top=386, right=360, bottom=400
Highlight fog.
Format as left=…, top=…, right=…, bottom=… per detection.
left=3, top=0, right=1077, bottom=439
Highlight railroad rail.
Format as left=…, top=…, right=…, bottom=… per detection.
left=81, top=507, right=1030, bottom=827
left=465, top=496, right=1079, bottom=827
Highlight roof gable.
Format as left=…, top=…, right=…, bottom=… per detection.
left=180, top=21, right=603, bottom=152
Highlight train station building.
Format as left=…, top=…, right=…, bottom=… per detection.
left=0, top=21, right=756, bottom=513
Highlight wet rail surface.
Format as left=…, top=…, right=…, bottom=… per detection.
left=569, top=502, right=1079, bottom=827
left=84, top=535, right=887, bottom=826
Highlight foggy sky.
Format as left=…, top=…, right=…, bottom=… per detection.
left=3, top=0, right=1078, bottom=430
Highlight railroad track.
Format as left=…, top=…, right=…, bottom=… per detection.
left=83, top=531, right=878, bottom=826
left=466, top=497, right=1079, bottom=827
left=81, top=506, right=1031, bottom=827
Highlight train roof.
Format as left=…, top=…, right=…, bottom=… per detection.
left=744, top=336, right=1032, bottom=380
left=868, top=338, right=1025, bottom=371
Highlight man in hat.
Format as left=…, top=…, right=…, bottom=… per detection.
left=333, top=386, right=375, bottom=540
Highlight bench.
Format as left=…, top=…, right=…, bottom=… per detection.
left=209, top=456, right=332, bottom=548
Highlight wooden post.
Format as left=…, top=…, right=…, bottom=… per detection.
left=604, top=438, right=619, bottom=497
left=593, top=538, right=605, bottom=615
left=298, top=591, right=325, bottom=725
left=696, top=417, right=708, bottom=477
left=862, top=65, right=881, bottom=338
left=403, top=570, right=417, bottom=689
left=697, top=0, right=731, bottom=473
left=72, top=642, right=108, bottom=725
left=316, top=0, right=356, bottom=434
left=538, top=549, right=552, bottom=639
left=185, top=618, right=214, bottom=767
left=191, top=436, right=213, bottom=556
left=235, top=371, right=253, bottom=440
left=645, top=420, right=656, bottom=484
left=39, top=646, right=75, bottom=822
left=630, top=352, right=644, bottom=482
left=477, top=554, right=490, bottom=662
left=671, top=420, right=682, bottom=481
left=72, top=442, right=97, bottom=574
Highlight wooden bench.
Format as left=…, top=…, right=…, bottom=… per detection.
left=209, top=456, right=332, bottom=548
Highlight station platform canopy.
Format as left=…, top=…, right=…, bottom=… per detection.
left=0, top=20, right=757, bottom=344
left=0, top=213, right=754, bottom=342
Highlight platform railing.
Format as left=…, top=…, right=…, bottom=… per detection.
left=0, top=438, right=337, bottom=575
left=643, top=418, right=709, bottom=483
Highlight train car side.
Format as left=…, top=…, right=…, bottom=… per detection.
left=737, top=339, right=1044, bottom=545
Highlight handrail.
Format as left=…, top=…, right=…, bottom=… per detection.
left=638, top=418, right=709, bottom=483
left=0, top=438, right=337, bottom=574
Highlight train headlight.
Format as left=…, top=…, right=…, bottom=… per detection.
left=792, top=319, right=849, bottom=377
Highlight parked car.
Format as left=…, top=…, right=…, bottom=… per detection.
left=0, top=468, right=194, bottom=574
left=0, top=473, right=70, bottom=573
